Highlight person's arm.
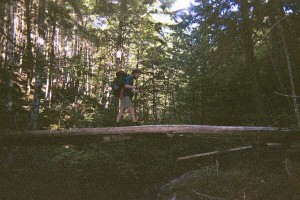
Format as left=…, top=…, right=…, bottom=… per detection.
left=125, top=84, right=140, bottom=93
left=124, top=84, right=136, bottom=89
left=124, top=76, right=138, bottom=91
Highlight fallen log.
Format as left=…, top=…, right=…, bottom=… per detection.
left=0, top=125, right=296, bottom=146
left=177, top=146, right=253, bottom=161
left=6, top=125, right=294, bottom=135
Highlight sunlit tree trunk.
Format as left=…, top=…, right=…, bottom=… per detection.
left=32, top=0, right=46, bottom=130
left=166, top=79, right=171, bottom=123
left=45, top=20, right=56, bottom=106
left=6, top=0, right=15, bottom=112
left=0, top=0, right=4, bottom=70
left=115, top=0, right=128, bottom=69
left=24, top=0, right=34, bottom=96
left=15, top=1, right=24, bottom=69
left=62, top=35, right=68, bottom=89
left=73, top=27, right=79, bottom=102
left=0, top=1, right=4, bottom=36
left=90, top=45, right=95, bottom=95
left=84, top=43, right=89, bottom=95
left=152, top=65, right=158, bottom=124
left=88, top=45, right=95, bottom=96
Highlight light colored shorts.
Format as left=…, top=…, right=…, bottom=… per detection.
left=120, top=96, right=133, bottom=109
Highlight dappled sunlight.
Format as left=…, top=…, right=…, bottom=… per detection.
left=0, top=0, right=300, bottom=198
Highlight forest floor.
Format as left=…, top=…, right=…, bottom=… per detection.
left=0, top=133, right=300, bottom=200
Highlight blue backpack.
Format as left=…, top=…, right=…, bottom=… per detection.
left=111, top=71, right=127, bottom=97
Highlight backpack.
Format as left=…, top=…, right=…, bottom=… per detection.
left=111, top=70, right=127, bottom=97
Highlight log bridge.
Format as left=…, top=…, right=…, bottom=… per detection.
left=0, top=125, right=297, bottom=146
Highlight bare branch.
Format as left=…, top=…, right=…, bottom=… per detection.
left=274, top=92, right=300, bottom=98
left=177, top=146, right=253, bottom=161
left=192, top=189, right=226, bottom=200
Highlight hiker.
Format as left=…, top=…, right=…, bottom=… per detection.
left=115, top=68, right=142, bottom=126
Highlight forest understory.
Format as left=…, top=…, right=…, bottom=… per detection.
left=1, top=134, right=300, bottom=200
left=1, top=0, right=300, bottom=199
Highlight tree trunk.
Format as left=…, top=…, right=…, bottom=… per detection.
left=31, top=0, right=46, bottom=130
left=84, top=44, right=89, bottom=95
left=267, top=0, right=292, bottom=114
left=14, top=1, right=23, bottom=68
left=1, top=125, right=293, bottom=146
left=45, top=11, right=57, bottom=104
left=24, top=0, right=34, bottom=96
left=281, top=36, right=300, bottom=128
left=0, top=7, right=4, bottom=60
left=240, top=0, right=265, bottom=114
left=272, top=0, right=300, bottom=128
left=5, top=0, right=15, bottom=117
left=47, top=22, right=56, bottom=105
left=6, top=0, right=15, bottom=112
left=152, top=65, right=158, bottom=124
left=115, top=0, right=127, bottom=69
left=277, top=25, right=300, bottom=128
left=0, top=1, right=4, bottom=33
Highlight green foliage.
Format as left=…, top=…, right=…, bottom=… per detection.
left=1, top=135, right=300, bottom=199
left=1, top=0, right=300, bottom=130
left=168, top=0, right=300, bottom=127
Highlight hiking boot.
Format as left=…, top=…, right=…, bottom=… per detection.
left=132, top=121, right=141, bottom=126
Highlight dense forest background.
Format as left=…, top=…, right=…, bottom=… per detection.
left=0, top=0, right=300, bottom=131
left=1, top=1, right=300, bottom=199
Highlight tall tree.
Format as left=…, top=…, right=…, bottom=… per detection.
left=239, top=0, right=265, bottom=116
left=32, top=0, right=46, bottom=130
left=272, top=0, right=300, bottom=128
left=6, top=0, right=15, bottom=112
left=24, top=0, right=34, bottom=95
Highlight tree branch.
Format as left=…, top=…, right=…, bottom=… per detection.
left=192, top=189, right=226, bottom=200
left=274, top=92, right=300, bottom=98
left=177, top=146, right=253, bottom=161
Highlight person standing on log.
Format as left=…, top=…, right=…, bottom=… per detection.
left=115, top=68, right=142, bottom=126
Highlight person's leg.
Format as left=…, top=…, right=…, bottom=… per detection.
left=129, top=106, right=137, bottom=122
left=116, top=97, right=126, bottom=123
left=116, top=108, right=125, bottom=122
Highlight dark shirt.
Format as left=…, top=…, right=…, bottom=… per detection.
left=124, top=75, right=134, bottom=99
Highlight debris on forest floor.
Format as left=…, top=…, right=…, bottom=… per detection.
left=159, top=149, right=300, bottom=200
left=1, top=135, right=300, bottom=199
